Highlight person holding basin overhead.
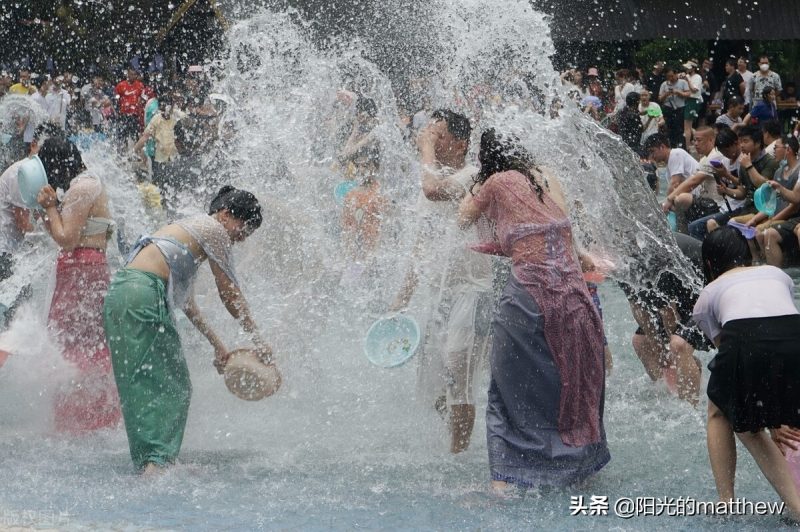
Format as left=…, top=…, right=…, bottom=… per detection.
left=32, top=135, right=122, bottom=432
left=1, top=124, right=60, bottom=329
left=102, top=185, right=274, bottom=474
left=458, top=129, right=609, bottom=491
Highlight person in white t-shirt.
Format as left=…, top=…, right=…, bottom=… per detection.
left=638, top=88, right=663, bottom=144
left=762, top=119, right=781, bottom=158
left=613, top=69, right=636, bottom=113
left=45, top=76, right=71, bottom=130
left=644, top=133, right=699, bottom=232
left=24, top=81, right=50, bottom=147
left=693, top=226, right=800, bottom=519
left=391, top=109, right=493, bottom=454
left=661, top=127, right=726, bottom=232
left=737, top=57, right=754, bottom=107
left=681, top=61, right=704, bottom=150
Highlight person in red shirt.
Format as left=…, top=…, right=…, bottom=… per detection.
left=115, top=68, right=145, bottom=145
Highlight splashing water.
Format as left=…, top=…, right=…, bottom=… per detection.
left=0, top=2, right=790, bottom=530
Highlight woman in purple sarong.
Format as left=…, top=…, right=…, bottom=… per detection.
left=459, top=129, right=610, bottom=490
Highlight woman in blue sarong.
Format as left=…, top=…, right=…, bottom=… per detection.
left=459, top=129, right=609, bottom=490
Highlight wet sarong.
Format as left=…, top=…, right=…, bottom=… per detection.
left=487, top=274, right=610, bottom=487
left=103, top=268, right=190, bottom=470
left=48, top=247, right=120, bottom=432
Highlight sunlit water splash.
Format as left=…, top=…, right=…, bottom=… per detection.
left=0, top=1, right=787, bottom=530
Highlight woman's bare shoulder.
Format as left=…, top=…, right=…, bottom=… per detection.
left=535, top=167, right=569, bottom=212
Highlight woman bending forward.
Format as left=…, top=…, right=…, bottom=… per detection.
left=103, top=185, right=273, bottom=473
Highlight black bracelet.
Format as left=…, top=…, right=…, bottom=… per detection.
left=745, top=165, right=754, bottom=171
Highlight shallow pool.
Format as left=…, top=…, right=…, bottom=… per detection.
left=0, top=280, right=796, bottom=531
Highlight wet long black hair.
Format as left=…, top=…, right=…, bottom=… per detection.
left=471, top=128, right=544, bottom=201
left=701, top=226, right=752, bottom=283
left=38, top=136, right=85, bottom=192
left=209, top=185, right=263, bottom=232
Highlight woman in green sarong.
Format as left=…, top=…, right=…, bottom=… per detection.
left=103, top=185, right=272, bottom=473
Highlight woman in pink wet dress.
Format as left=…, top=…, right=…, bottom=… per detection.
left=459, top=129, right=609, bottom=490
left=36, top=136, right=120, bottom=432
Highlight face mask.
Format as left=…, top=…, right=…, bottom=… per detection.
left=760, top=63, right=770, bottom=72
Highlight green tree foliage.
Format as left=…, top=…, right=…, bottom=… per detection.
left=634, top=39, right=708, bottom=70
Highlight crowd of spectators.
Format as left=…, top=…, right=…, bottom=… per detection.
left=561, top=55, right=797, bottom=155
left=559, top=54, right=800, bottom=269
left=0, top=64, right=228, bottom=208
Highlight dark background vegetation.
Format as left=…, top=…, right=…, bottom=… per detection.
left=1, top=1, right=797, bottom=88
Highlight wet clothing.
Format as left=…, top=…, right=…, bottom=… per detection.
left=104, top=268, right=188, bottom=469
left=487, top=275, right=610, bottom=487
left=617, top=106, right=643, bottom=151
left=0, top=160, right=28, bottom=255
left=773, top=160, right=800, bottom=214
left=624, top=233, right=712, bottom=352
left=707, top=316, right=800, bottom=432
left=472, top=169, right=607, bottom=487
left=414, top=165, right=493, bottom=408
left=49, top=247, right=120, bottom=432
left=694, top=267, right=800, bottom=432
left=127, top=236, right=198, bottom=311
left=106, top=215, right=237, bottom=469
left=693, top=266, right=798, bottom=341
left=773, top=218, right=800, bottom=257
left=144, top=112, right=182, bottom=163
left=586, top=282, right=607, bottom=346
left=341, top=181, right=386, bottom=260
left=82, top=217, right=116, bottom=238
left=126, top=215, right=237, bottom=310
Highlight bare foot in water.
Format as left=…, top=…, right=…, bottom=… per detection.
left=490, top=480, right=517, bottom=498
left=141, top=462, right=164, bottom=476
